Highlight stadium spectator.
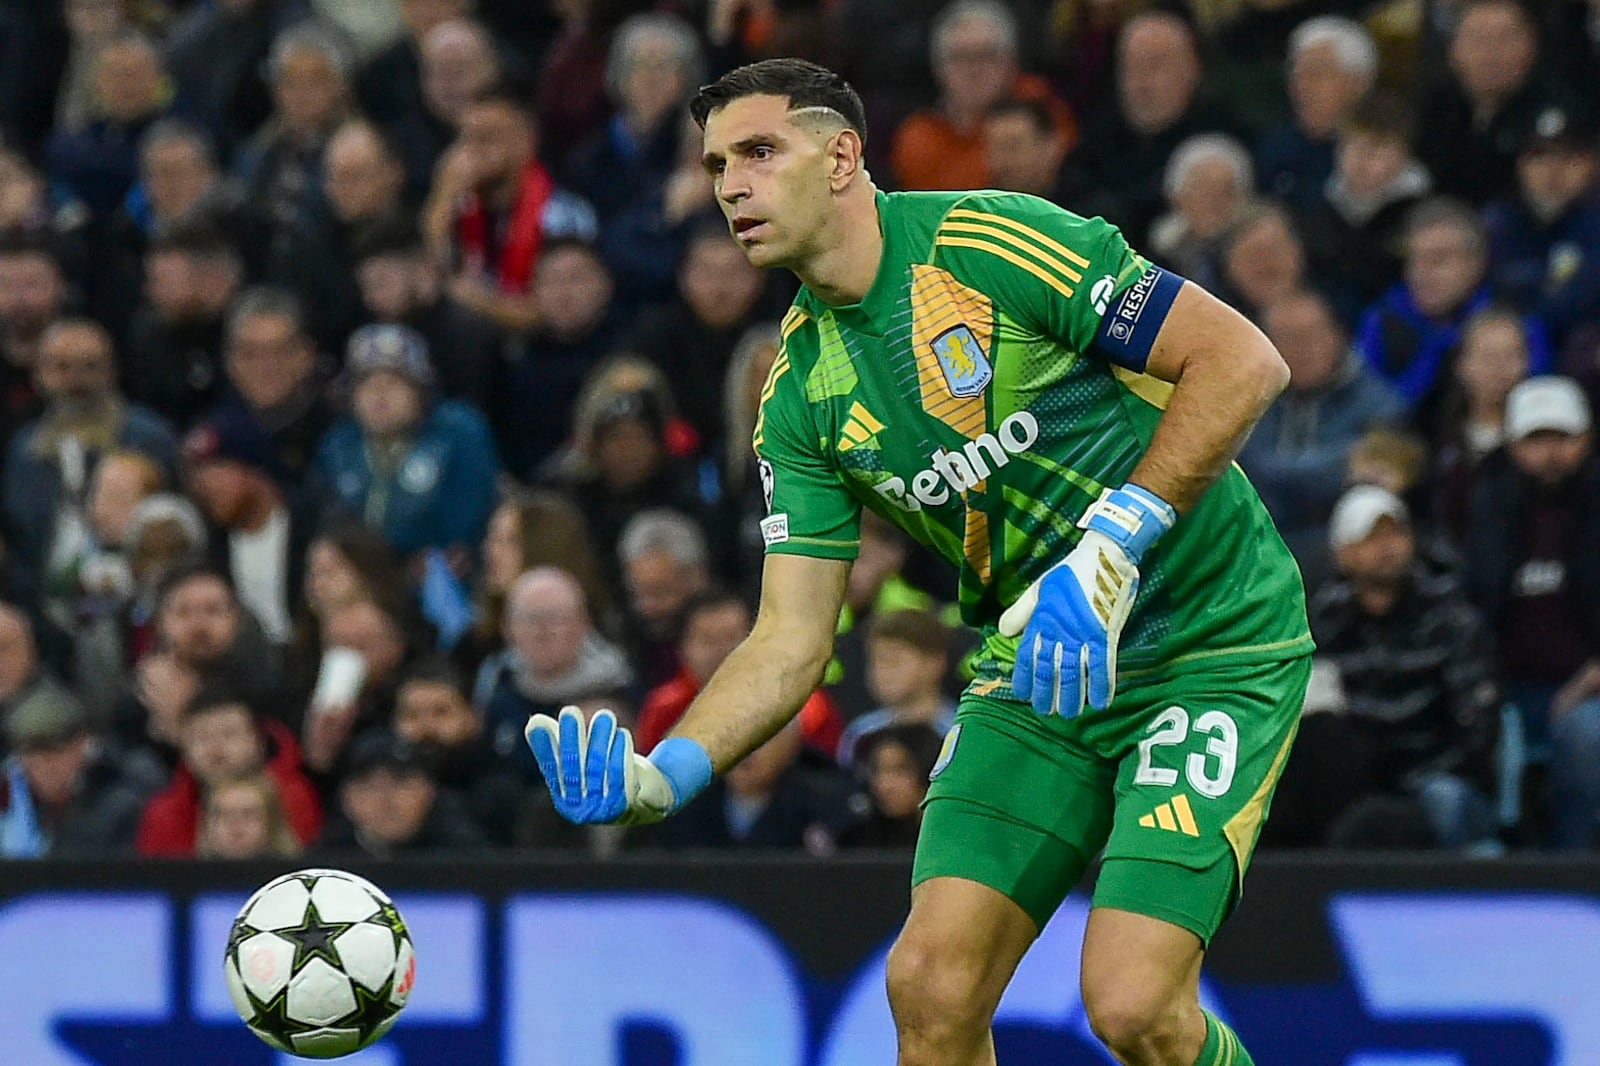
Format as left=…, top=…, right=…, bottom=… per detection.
left=1066, top=8, right=1233, bottom=247
left=626, top=223, right=771, bottom=450
left=534, top=0, right=632, bottom=169
left=1485, top=104, right=1600, bottom=349
left=233, top=21, right=355, bottom=243
left=1240, top=289, right=1405, bottom=570
left=473, top=566, right=633, bottom=780
left=1343, top=425, right=1438, bottom=540
left=123, top=225, right=243, bottom=429
left=637, top=587, right=844, bottom=758
left=1463, top=376, right=1600, bottom=847
left=0, top=149, right=64, bottom=236
left=1274, top=485, right=1501, bottom=850
left=466, top=490, right=612, bottom=676
left=313, top=322, right=500, bottom=558
left=1216, top=202, right=1320, bottom=324
left=837, top=608, right=955, bottom=767
left=71, top=450, right=165, bottom=717
left=269, top=119, right=408, bottom=349
left=416, top=18, right=502, bottom=149
left=561, top=388, right=710, bottom=581
left=0, top=232, right=68, bottom=451
left=1415, top=0, right=1565, bottom=207
left=289, top=523, right=411, bottom=705
left=44, top=31, right=172, bottom=221
left=198, top=287, right=334, bottom=500
left=1254, top=16, right=1379, bottom=211
left=569, top=14, right=707, bottom=296
left=136, top=681, right=321, bottom=856
left=617, top=508, right=713, bottom=689
left=53, top=0, right=133, bottom=137
left=1148, top=132, right=1255, bottom=290
left=392, top=655, right=525, bottom=846
left=357, top=0, right=472, bottom=143
left=421, top=87, right=597, bottom=334
left=635, top=587, right=747, bottom=753
left=0, top=603, right=79, bottom=745
left=318, top=728, right=487, bottom=856
left=838, top=722, right=944, bottom=849
left=1303, top=89, right=1431, bottom=308
left=982, top=95, right=1077, bottom=204
left=182, top=413, right=313, bottom=648
left=117, top=493, right=210, bottom=667
left=490, top=239, right=621, bottom=479
left=2, top=319, right=179, bottom=619
left=196, top=771, right=303, bottom=858
left=93, top=120, right=259, bottom=342
left=826, top=511, right=938, bottom=719
left=645, top=716, right=861, bottom=852
left=1, top=683, right=161, bottom=857
left=126, top=117, right=227, bottom=233
left=890, top=0, right=1074, bottom=192
left=1428, top=306, right=1536, bottom=541
left=163, top=0, right=308, bottom=158
left=115, top=564, right=283, bottom=762
left=1354, top=197, right=1552, bottom=416
left=302, top=596, right=415, bottom=775
left=351, top=214, right=501, bottom=410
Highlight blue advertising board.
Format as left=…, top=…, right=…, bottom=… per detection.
left=0, top=856, right=1596, bottom=1064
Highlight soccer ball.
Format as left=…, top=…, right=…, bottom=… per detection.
left=224, top=868, right=415, bottom=1058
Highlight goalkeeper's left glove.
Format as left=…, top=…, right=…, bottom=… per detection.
left=998, top=483, right=1176, bottom=718
left=524, top=706, right=713, bottom=825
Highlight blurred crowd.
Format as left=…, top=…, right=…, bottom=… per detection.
left=0, top=0, right=1597, bottom=862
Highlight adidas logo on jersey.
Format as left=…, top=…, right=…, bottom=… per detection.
left=873, top=411, right=1040, bottom=512
left=838, top=402, right=885, bottom=452
left=1138, top=794, right=1200, bottom=837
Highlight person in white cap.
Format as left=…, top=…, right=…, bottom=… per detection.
left=1263, top=484, right=1501, bottom=849
left=1463, top=375, right=1600, bottom=848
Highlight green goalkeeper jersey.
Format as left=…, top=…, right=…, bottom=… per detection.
left=753, top=189, right=1312, bottom=684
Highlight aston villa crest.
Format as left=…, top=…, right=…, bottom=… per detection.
left=930, top=325, right=992, bottom=398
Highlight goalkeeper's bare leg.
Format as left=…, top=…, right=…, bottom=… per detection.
left=1079, top=907, right=1210, bottom=1065
left=887, top=881, right=1222, bottom=1066
left=887, top=877, right=1035, bottom=1066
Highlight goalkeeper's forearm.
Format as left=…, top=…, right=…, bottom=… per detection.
left=663, top=626, right=831, bottom=773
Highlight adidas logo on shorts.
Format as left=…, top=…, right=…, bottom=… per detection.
left=1138, top=794, right=1200, bottom=837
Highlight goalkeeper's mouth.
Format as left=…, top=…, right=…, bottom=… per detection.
left=733, top=217, right=768, bottom=239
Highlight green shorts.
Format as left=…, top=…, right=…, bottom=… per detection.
left=912, top=655, right=1311, bottom=944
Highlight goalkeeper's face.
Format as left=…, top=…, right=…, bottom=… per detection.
left=701, top=94, right=846, bottom=270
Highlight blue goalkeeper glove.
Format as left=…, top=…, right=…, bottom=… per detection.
left=524, top=706, right=713, bottom=825
left=998, top=483, right=1176, bottom=718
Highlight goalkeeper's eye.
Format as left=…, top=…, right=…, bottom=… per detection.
left=751, top=145, right=774, bottom=161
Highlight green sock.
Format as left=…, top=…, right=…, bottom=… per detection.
left=1194, top=1009, right=1255, bottom=1066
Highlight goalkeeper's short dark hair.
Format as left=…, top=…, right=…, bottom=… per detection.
left=690, top=58, right=866, bottom=142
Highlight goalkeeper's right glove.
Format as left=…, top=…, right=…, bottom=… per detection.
left=524, top=706, right=713, bottom=825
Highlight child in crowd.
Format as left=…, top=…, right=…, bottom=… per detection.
left=837, top=608, right=956, bottom=767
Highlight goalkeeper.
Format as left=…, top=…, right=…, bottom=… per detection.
left=527, top=59, right=1312, bottom=1066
